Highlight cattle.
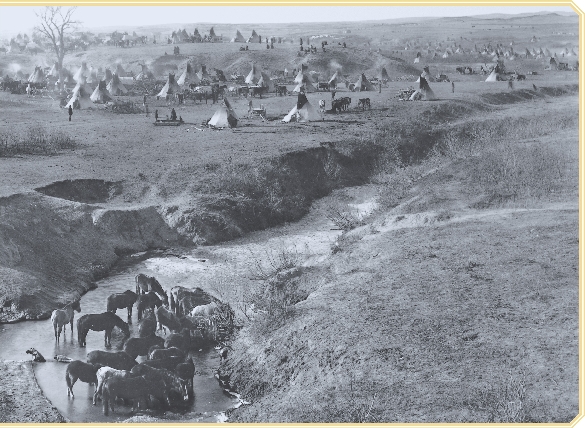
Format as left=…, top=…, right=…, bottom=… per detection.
left=357, top=98, right=371, bottom=110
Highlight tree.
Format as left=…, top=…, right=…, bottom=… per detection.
left=35, top=7, right=79, bottom=90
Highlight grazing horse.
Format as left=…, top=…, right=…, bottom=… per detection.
left=102, top=376, right=168, bottom=415
left=123, top=335, right=165, bottom=359
left=93, top=366, right=136, bottom=405
left=148, top=346, right=185, bottom=361
left=136, top=292, right=163, bottom=321
left=138, top=316, right=157, bottom=338
left=51, top=300, right=81, bottom=341
left=65, top=360, right=102, bottom=398
left=155, top=306, right=182, bottom=334
left=130, top=364, right=189, bottom=403
left=135, top=274, right=168, bottom=305
left=87, top=350, right=137, bottom=371
left=142, top=356, right=184, bottom=371
left=106, top=290, right=138, bottom=321
left=77, top=312, right=130, bottom=347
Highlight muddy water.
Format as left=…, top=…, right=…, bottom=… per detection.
left=0, top=187, right=371, bottom=422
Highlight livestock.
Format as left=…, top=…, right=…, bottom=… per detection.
left=106, top=290, right=138, bottom=320
left=131, top=364, right=189, bottom=403
left=318, top=99, right=326, bottom=113
left=65, top=360, right=102, bottom=398
left=51, top=300, right=81, bottom=341
left=102, top=375, right=168, bottom=415
left=123, top=335, right=165, bottom=359
left=250, top=86, right=267, bottom=98
left=164, top=328, right=191, bottom=351
left=87, top=350, right=137, bottom=371
left=141, top=356, right=184, bottom=371
left=170, top=286, right=214, bottom=315
left=77, top=312, right=130, bottom=347
left=175, top=357, right=195, bottom=395
left=357, top=98, right=371, bottom=110
left=456, top=67, right=466, bottom=74
left=339, top=97, right=351, bottom=110
left=136, top=291, right=163, bottom=321
left=138, top=316, right=157, bottom=337
left=176, top=295, right=201, bottom=317
left=331, top=99, right=344, bottom=113
left=276, top=85, right=287, bottom=96
left=189, top=302, right=218, bottom=318
left=156, top=306, right=182, bottom=334
left=135, top=274, right=168, bottom=305
left=93, top=366, right=136, bottom=405
left=149, top=346, right=185, bottom=360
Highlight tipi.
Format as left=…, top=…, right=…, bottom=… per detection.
left=232, top=30, right=246, bottom=43
left=282, top=92, right=321, bottom=123
left=328, top=71, right=338, bottom=89
left=409, top=75, right=437, bottom=101
left=107, top=73, right=128, bottom=95
left=292, top=74, right=317, bottom=93
left=354, top=73, right=374, bottom=91
left=90, top=80, right=112, bottom=103
left=73, top=62, right=89, bottom=82
left=135, top=64, right=154, bottom=80
left=208, top=97, right=238, bottom=128
left=380, top=67, right=390, bottom=81
left=157, top=73, right=181, bottom=98
left=177, top=62, right=200, bottom=86
left=248, top=30, right=261, bottom=43
left=28, top=66, right=45, bottom=84
left=257, top=72, right=274, bottom=91
left=245, top=63, right=263, bottom=84
left=66, top=78, right=93, bottom=109
left=197, top=65, right=211, bottom=81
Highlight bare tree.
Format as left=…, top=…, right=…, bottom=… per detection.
left=34, top=7, right=79, bottom=90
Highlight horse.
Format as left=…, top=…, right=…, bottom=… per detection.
left=176, top=357, right=195, bottom=396
left=148, top=346, right=185, bottom=361
left=130, top=364, right=189, bottom=403
left=106, top=290, right=138, bottom=320
left=65, top=360, right=102, bottom=398
left=164, top=328, right=191, bottom=351
left=87, top=350, right=137, bottom=371
left=102, top=375, right=168, bottom=415
left=123, top=335, right=165, bottom=359
left=135, top=274, right=168, bottom=305
left=141, top=356, right=184, bottom=371
left=77, top=312, right=130, bottom=347
left=190, top=302, right=218, bottom=318
left=155, top=306, right=182, bottom=334
left=358, top=98, right=371, bottom=110
left=51, top=300, right=81, bottom=341
left=93, top=366, right=136, bottom=405
left=136, top=292, right=162, bottom=321
left=138, top=316, right=157, bottom=338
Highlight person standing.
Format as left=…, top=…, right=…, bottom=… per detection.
left=68, top=105, right=73, bottom=122
left=155, top=109, right=158, bottom=121
left=331, top=90, right=336, bottom=100
left=452, top=81, right=455, bottom=93
left=145, top=103, right=149, bottom=117
left=170, top=108, right=177, bottom=121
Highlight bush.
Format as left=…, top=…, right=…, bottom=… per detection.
left=0, top=126, right=77, bottom=157
left=324, top=201, right=365, bottom=231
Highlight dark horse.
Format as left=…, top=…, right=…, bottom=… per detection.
left=65, top=360, right=102, bottom=398
left=51, top=300, right=81, bottom=341
left=77, top=312, right=130, bottom=347
left=106, top=290, right=138, bottom=321
left=87, top=350, right=137, bottom=371
left=135, top=274, right=168, bottom=305
left=123, top=335, right=165, bottom=359
left=103, top=375, right=168, bottom=415
left=136, top=291, right=163, bottom=321
left=131, top=364, right=189, bottom=403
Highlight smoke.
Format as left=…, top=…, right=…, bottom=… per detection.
left=8, top=63, right=21, bottom=73
left=329, top=60, right=342, bottom=71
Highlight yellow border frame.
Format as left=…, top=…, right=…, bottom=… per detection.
left=0, top=1, right=582, bottom=427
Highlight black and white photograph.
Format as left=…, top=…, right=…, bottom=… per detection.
left=0, top=3, right=580, bottom=423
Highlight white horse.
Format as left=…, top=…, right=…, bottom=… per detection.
left=50, top=300, right=81, bottom=341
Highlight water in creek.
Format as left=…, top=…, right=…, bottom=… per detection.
left=0, top=255, right=238, bottom=423
left=0, top=188, right=367, bottom=422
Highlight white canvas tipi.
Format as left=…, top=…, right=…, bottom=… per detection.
left=208, top=97, right=239, bottom=128
left=90, top=80, right=112, bottom=103
left=107, top=73, right=128, bottom=95
left=282, top=93, right=321, bottom=122
left=157, top=73, right=181, bottom=97
left=245, top=63, right=263, bottom=85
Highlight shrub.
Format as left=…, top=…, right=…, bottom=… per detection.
left=324, top=201, right=365, bottom=231
left=0, top=126, right=77, bottom=157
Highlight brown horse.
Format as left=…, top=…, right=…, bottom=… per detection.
left=130, top=364, right=189, bottom=403
left=102, top=375, right=168, bottom=415
left=51, top=300, right=81, bottom=341
left=136, top=292, right=163, bottom=321
left=141, top=356, right=184, bottom=371
left=148, top=346, right=185, bottom=360
left=106, top=290, right=138, bottom=321
left=155, top=306, right=182, bottom=334
left=175, top=357, right=195, bottom=397
left=65, top=360, right=102, bottom=398
left=78, top=312, right=130, bottom=347
left=87, top=350, right=137, bottom=371
left=138, top=316, right=157, bottom=338
left=164, top=328, right=191, bottom=351
left=123, top=335, right=165, bottom=359
left=135, top=274, right=168, bottom=305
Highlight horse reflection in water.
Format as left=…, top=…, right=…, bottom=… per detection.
left=51, top=300, right=81, bottom=342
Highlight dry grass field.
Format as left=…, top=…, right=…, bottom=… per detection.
left=0, top=10, right=579, bottom=423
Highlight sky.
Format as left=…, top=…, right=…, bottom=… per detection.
left=0, top=5, right=577, bottom=38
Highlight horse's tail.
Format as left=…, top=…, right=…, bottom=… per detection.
left=170, top=293, right=175, bottom=314
left=137, top=300, right=143, bottom=321
left=102, top=382, right=109, bottom=416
